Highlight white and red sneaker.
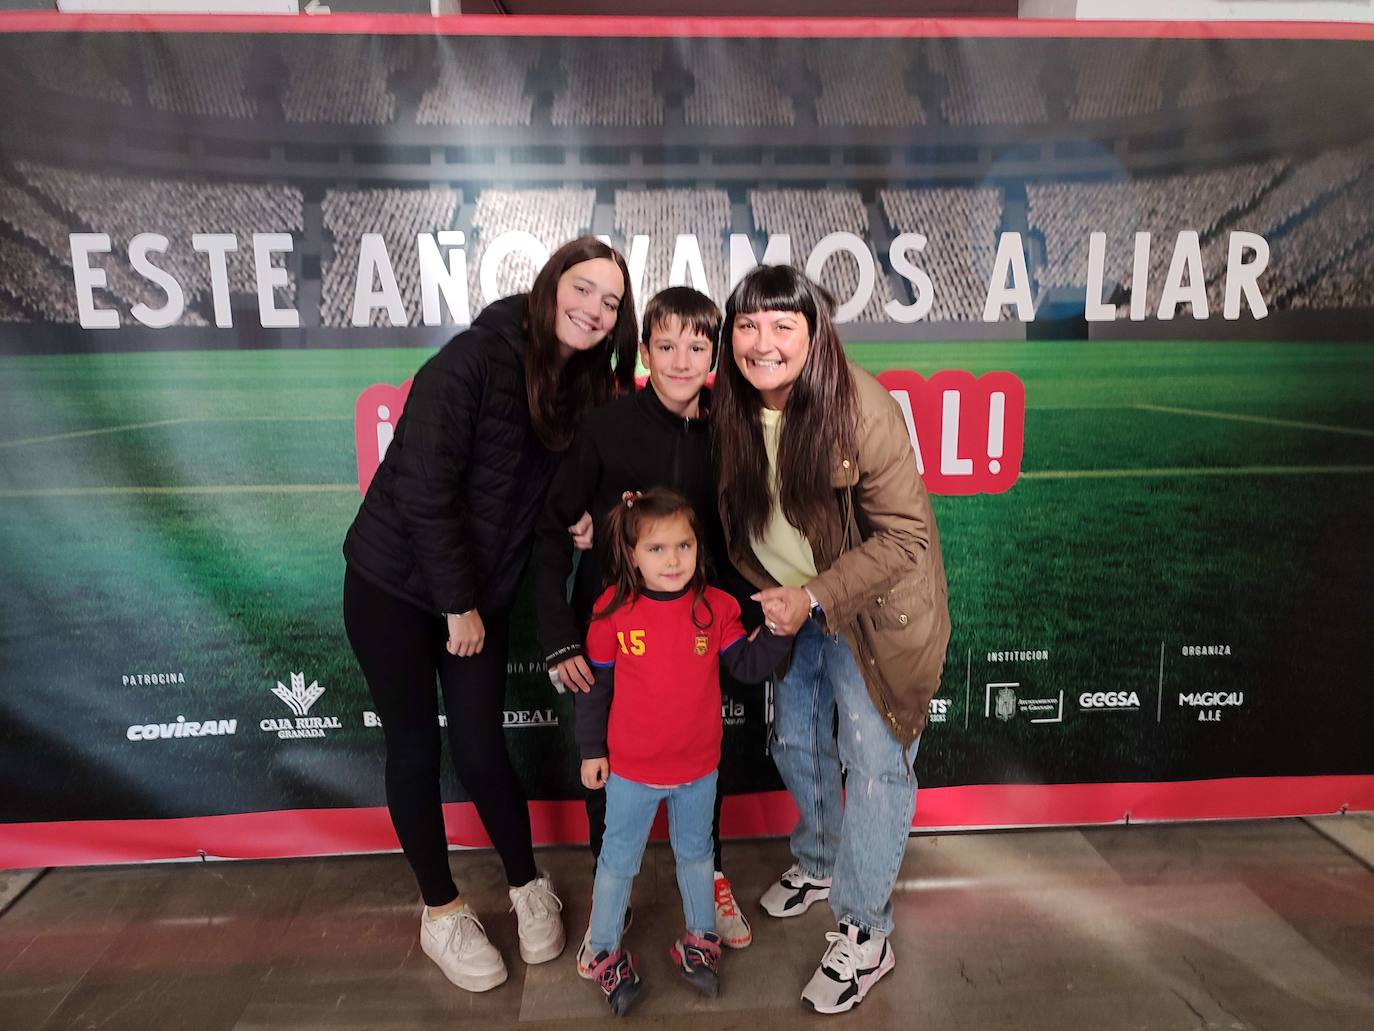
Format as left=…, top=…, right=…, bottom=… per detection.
left=759, top=864, right=832, bottom=918
left=714, top=872, right=753, bottom=948
left=800, top=923, right=895, bottom=1014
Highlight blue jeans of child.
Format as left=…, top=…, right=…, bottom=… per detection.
left=588, top=769, right=718, bottom=955
left=771, top=616, right=920, bottom=937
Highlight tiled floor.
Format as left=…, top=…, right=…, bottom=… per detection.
left=3, top=818, right=1372, bottom=1029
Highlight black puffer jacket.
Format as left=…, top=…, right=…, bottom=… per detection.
left=343, top=295, right=559, bottom=616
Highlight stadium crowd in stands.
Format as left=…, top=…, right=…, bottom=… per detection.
left=749, top=189, right=894, bottom=322
left=551, top=41, right=664, bottom=127
left=466, top=188, right=597, bottom=308
left=322, top=188, right=461, bottom=327
left=144, top=36, right=256, bottom=120
left=683, top=41, right=795, bottom=127
left=880, top=187, right=1004, bottom=321
left=417, top=41, right=536, bottom=126
left=613, top=188, right=731, bottom=312
left=808, top=41, right=926, bottom=127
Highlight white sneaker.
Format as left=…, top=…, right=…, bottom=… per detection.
left=714, top=872, right=753, bottom=948
left=419, top=903, right=508, bottom=993
left=800, top=923, right=895, bottom=1014
left=759, top=863, right=832, bottom=918
left=509, top=872, right=566, bottom=964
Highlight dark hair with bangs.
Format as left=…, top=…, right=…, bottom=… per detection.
left=640, top=287, right=723, bottom=367
left=592, top=487, right=714, bottom=630
left=525, top=236, right=638, bottom=450
left=711, top=264, right=856, bottom=546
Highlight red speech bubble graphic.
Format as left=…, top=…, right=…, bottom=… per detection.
left=877, top=370, right=1025, bottom=496
left=354, top=378, right=412, bottom=496
left=353, top=370, right=1024, bottom=497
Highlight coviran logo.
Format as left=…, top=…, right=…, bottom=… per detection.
left=1078, top=690, right=1141, bottom=712
left=127, top=716, right=236, bottom=741
left=503, top=709, right=558, bottom=729
left=261, top=673, right=342, bottom=739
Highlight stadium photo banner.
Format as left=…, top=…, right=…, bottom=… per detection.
left=1, top=14, right=1373, bottom=868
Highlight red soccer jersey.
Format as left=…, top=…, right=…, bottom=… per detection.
left=585, top=586, right=747, bottom=786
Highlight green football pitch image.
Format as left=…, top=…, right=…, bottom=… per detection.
left=2, top=340, right=1372, bottom=821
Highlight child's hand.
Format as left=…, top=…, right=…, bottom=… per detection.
left=581, top=757, right=609, bottom=790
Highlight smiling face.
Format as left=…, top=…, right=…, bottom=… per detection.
left=730, top=309, right=811, bottom=410
left=553, top=258, right=625, bottom=361
left=639, top=314, right=714, bottom=418
left=632, top=512, right=698, bottom=593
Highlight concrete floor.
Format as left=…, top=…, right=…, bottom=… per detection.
left=2, top=817, right=1372, bottom=1030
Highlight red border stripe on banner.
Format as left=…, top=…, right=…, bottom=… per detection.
left=0, top=13, right=1373, bottom=41
left=3, top=776, right=1371, bottom=869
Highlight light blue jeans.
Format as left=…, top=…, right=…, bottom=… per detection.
left=588, top=770, right=717, bottom=955
left=771, top=616, right=920, bottom=937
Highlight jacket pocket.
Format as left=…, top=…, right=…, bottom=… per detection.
left=867, top=571, right=934, bottom=631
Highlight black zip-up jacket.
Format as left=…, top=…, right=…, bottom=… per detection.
left=534, top=385, right=756, bottom=667
left=343, top=295, right=559, bottom=616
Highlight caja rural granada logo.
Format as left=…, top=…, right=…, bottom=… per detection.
left=354, top=370, right=1025, bottom=497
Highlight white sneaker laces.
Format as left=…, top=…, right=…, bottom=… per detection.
left=511, top=879, right=564, bottom=923
left=821, top=931, right=859, bottom=981
left=441, top=907, right=486, bottom=957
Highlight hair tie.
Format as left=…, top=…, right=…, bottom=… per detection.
left=621, top=490, right=642, bottom=509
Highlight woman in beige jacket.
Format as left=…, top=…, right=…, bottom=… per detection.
left=712, top=264, right=950, bottom=1015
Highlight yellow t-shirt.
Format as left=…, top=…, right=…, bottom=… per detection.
left=751, top=407, right=818, bottom=589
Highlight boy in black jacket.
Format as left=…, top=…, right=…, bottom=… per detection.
left=533, top=287, right=759, bottom=972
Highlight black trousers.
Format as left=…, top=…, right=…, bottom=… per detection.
left=344, top=567, right=537, bottom=905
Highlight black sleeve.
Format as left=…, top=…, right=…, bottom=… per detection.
left=389, top=339, right=485, bottom=615
left=573, top=663, right=615, bottom=759
left=533, top=426, right=602, bottom=665
left=720, top=628, right=792, bottom=684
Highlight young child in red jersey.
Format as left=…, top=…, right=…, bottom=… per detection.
left=575, top=488, right=790, bottom=1017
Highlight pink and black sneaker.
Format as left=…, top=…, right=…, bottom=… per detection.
left=589, top=946, right=644, bottom=1018
left=669, top=930, right=722, bottom=998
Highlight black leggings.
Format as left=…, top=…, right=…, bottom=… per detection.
left=344, top=568, right=537, bottom=905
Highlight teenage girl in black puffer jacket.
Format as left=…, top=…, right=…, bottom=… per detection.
left=342, top=236, right=637, bottom=993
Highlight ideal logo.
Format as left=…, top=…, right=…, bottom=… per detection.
left=503, top=709, right=558, bottom=729
left=261, top=672, right=342, bottom=739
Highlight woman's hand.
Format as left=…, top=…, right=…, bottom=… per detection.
left=581, top=757, right=609, bottom=790
left=568, top=511, right=594, bottom=551
left=752, top=586, right=812, bottom=636
left=553, top=654, right=596, bottom=693
left=446, top=609, right=486, bottom=657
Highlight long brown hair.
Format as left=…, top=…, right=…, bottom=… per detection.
left=525, top=236, right=638, bottom=450
left=712, top=265, right=856, bottom=545
left=592, top=488, right=713, bottom=630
